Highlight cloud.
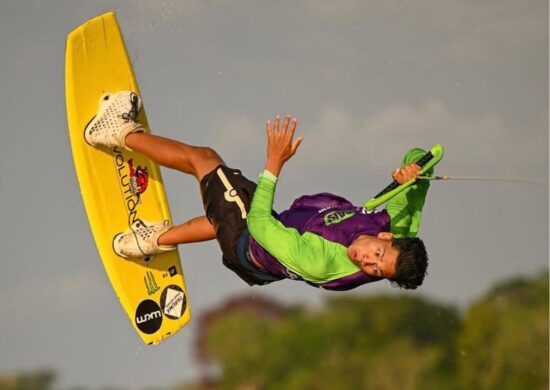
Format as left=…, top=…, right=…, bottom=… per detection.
left=300, top=100, right=493, bottom=171
left=209, top=112, right=265, bottom=166
left=307, top=100, right=546, bottom=175
left=0, top=268, right=107, bottom=329
left=425, top=0, right=547, bottom=62
left=206, top=100, right=546, bottom=177
left=300, top=0, right=547, bottom=63
left=367, top=99, right=547, bottom=175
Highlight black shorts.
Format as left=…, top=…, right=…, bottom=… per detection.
left=200, top=165, right=282, bottom=286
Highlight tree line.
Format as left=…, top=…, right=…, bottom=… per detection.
left=1, top=270, right=547, bottom=390
left=195, top=270, right=548, bottom=389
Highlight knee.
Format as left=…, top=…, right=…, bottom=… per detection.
left=190, top=146, right=224, bottom=178
left=179, top=146, right=220, bottom=164
left=199, top=146, right=221, bottom=162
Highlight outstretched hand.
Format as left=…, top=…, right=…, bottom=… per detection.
left=265, top=115, right=303, bottom=177
left=392, top=163, right=421, bottom=185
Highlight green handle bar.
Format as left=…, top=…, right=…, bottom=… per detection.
left=364, top=144, right=444, bottom=211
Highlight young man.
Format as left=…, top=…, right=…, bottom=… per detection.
left=85, top=91, right=430, bottom=291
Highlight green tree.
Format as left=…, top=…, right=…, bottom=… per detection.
left=455, top=271, right=549, bottom=389
left=199, top=271, right=549, bottom=390
left=205, top=295, right=459, bottom=389
left=0, top=369, right=56, bottom=390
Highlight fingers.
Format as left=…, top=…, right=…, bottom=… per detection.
left=392, top=170, right=402, bottom=184
left=266, top=119, right=273, bottom=138
left=408, top=163, right=421, bottom=175
left=404, top=164, right=421, bottom=177
left=274, top=115, right=280, bottom=135
left=288, top=117, right=297, bottom=139
left=392, top=163, right=421, bottom=184
left=291, top=136, right=304, bottom=154
left=268, top=115, right=296, bottom=136
left=282, top=115, right=290, bottom=136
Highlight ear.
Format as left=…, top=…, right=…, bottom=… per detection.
left=377, top=232, right=394, bottom=240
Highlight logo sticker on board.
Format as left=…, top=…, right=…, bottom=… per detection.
left=113, top=148, right=148, bottom=225
left=168, top=265, right=178, bottom=277
left=144, top=271, right=160, bottom=296
left=128, top=159, right=149, bottom=196
left=160, top=285, right=186, bottom=320
left=135, top=300, right=163, bottom=334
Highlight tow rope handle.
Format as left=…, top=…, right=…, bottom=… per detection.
left=364, top=144, right=444, bottom=211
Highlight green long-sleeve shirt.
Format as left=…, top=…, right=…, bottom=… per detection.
left=246, top=148, right=432, bottom=285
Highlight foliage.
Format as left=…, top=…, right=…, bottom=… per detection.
left=454, top=271, right=549, bottom=390
left=202, top=271, right=549, bottom=389
left=205, top=294, right=460, bottom=389
left=0, top=369, right=55, bottom=390
left=0, top=271, right=547, bottom=390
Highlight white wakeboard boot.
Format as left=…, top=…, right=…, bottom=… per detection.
left=113, top=219, right=176, bottom=262
left=84, top=90, right=144, bottom=149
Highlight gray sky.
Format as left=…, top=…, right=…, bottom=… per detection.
left=0, top=0, right=548, bottom=388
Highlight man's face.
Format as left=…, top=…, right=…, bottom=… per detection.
left=347, top=232, right=398, bottom=278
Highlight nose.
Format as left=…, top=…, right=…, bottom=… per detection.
left=362, top=254, right=376, bottom=265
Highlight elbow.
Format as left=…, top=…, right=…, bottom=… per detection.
left=246, top=216, right=255, bottom=233
left=246, top=213, right=262, bottom=236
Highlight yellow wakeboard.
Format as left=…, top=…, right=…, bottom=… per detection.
left=65, top=12, right=190, bottom=345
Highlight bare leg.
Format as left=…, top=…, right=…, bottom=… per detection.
left=158, top=216, right=216, bottom=246
left=125, top=133, right=224, bottom=182
left=124, top=133, right=221, bottom=244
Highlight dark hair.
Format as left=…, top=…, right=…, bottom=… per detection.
left=388, top=237, right=428, bottom=290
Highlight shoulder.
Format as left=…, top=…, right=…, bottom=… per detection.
left=290, top=193, right=355, bottom=211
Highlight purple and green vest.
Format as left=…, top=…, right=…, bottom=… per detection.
left=246, top=148, right=431, bottom=291
left=249, top=193, right=390, bottom=290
